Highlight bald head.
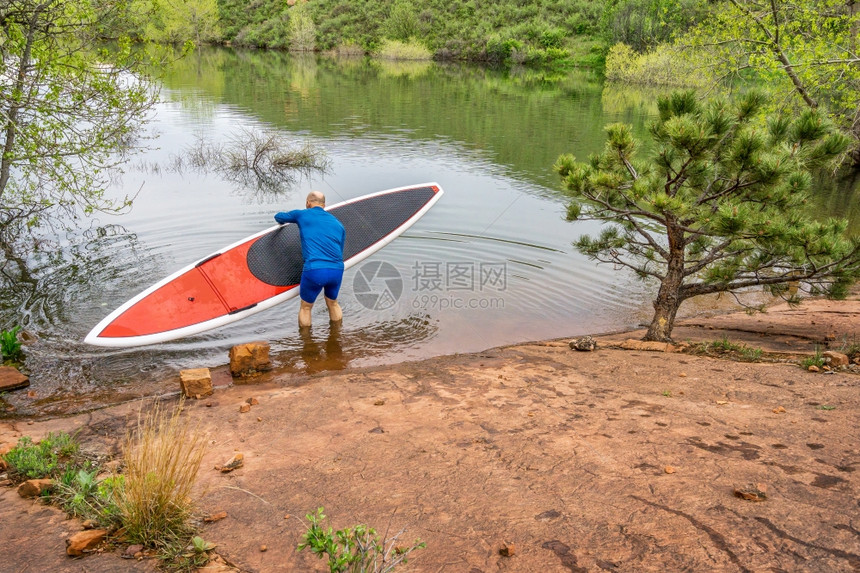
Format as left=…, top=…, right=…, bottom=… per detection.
left=306, top=191, right=325, bottom=208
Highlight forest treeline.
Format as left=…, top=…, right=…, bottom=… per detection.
left=111, top=0, right=709, bottom=67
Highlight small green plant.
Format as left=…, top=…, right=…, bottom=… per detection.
left=160, top=534, right=216, bottom=571
left=738, top=346, right=763, bottom=362
left=58, top=467, right=99, bottom=515
left=185, top=536, right=217, bottom=567
left=191, top=536, right=216, bottom=553
left=801, top=348, right=826, bottom=369
left=662, top=390, right=673, bottom=397
left=692, top=337, right=764, bottom=362
left=818, top=405, right=836, bottom=410
left=3, top=432, right=80, bottom=479
left=298, top=507, right=425, bottom=573
left=1, top=325, right=23, bottom=362
left=838, top=336, right=860, bottom=362
left=53, top=466, right=124, bottom=526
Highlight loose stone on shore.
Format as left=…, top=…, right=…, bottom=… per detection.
left=734, top=483, right=768, bottom=502
left=204, top=511, right=228, bottom=522
left=179, top=368, right=213, bottom=399
left=499, top=541, right=516, bottom=557
left=216, top=453, right=244, bottom=473
left=66, top=529, right=108, bottom=556
left=569, top=335, right=597, bottom=351
left=17, top=478, right=52, bottom=498
left=823, top=351, right=849, bottom=367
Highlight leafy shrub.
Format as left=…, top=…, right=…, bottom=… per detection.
left=603, top=0, right=709, bottom=51
left=384, top=0, right=420, bottom=41
left=604, top=42, right=708, bottom=87
left=691, top=338, right=764, bottom=362
left=161, top=535, right=217, bottom=570
left=485, top=36, right=523, bottom=63
left=3, top=432, right=80, bottom=479
left=538, top=28, right=565, bottom=49
left=289, top=2, right=317, bottom=52
left=56, top=467, right=99, bottom=515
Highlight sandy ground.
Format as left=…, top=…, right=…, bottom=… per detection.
left=1, top=294, right=859, bottom=573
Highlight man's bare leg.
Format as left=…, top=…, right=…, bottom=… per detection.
left=299, top=300, right=314, bottom=328
left=324, top=296, right=342, bottom=323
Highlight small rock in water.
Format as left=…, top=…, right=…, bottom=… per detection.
left=229, top=342, right=272, bottom=377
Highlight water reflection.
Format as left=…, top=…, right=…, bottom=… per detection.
left=276, top=313, right=438, bottom=375
left=815, top=169, right=860, bottom=235
left=298, top=323, right=348, bottom=374
left=160, top=46, right=618, bottom=189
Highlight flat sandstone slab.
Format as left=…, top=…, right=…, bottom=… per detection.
left=0, top=366, right=29, bottom=391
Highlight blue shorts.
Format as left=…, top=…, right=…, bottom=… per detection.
left=299, top=267, right=343, bottom=303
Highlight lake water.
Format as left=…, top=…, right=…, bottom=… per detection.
left=3, top=48, right=858, bottom=416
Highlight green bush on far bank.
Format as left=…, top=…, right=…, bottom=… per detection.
left=375, top=39, right=433, bottom=61
left=604, top=42, right=708, bottom=87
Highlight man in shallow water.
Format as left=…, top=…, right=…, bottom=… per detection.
left=275, top=191, right=346, bottom=328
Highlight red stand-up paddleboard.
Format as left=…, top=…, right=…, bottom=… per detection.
left=85, top=183, right=444, bottom=347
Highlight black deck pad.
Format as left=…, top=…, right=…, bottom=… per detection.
left=247, top=186, right=436, bottom=287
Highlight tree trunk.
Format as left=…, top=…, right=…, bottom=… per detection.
left=0, top=6, right=40, bottom=201
left=645, top=224, right=685, bottom=342
left=645, top=278, right=683, bottom=342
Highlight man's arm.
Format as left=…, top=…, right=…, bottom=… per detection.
left=274, top=210, right=300, bottom=224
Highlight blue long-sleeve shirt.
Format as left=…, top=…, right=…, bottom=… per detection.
left=274, top=207, right=346, bottom=271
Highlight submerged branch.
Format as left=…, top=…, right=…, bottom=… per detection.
left=145, top=127, right=330, bottom=195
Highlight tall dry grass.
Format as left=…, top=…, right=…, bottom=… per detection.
left=118, top=399, right=207, bottom=548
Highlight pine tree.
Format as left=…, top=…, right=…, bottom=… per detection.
left=555, top=91, right=860, bottom=341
